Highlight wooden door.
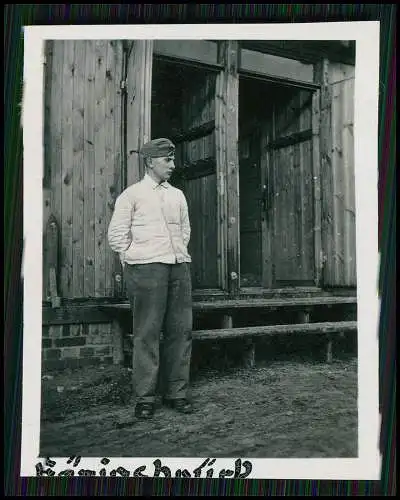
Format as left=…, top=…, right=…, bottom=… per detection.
left=265, top=89, right=316, bottom=287
left=165, top=70, right=219, bottom=290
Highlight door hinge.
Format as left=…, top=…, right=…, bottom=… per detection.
left=120, top=79, right=127, bottom=92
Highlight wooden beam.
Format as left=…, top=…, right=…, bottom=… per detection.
left=193, top=321, right=357, bottom=341
left=239, top=41, right=356, bottom=66
left=265, top=129, right=313, bottom=151
left=153, top=40, right=221, bottom=71
left=98, top=295, right=357, bottom=315
left=170, top=120, right=215, bottom=144
left=239, top=47, right=314, bottom=85
left=43, top=305, right=115, bottom=325
left=43, top=295, right=357, bottom=325
left=174, top=157, right=216, bottom=181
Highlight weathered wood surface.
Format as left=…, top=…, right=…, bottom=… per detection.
left=271, top=88, right=315, bottom=285
left=153, top=39, right=220, bottom=69
left=331, top=63, right=356, bottom=287
left=179, top=69, right=218, bottom=289
left=152, top=59, right=219, bottom=289
left=316, top=60, right=356, bottom=287
left=239, top=47, right=314, bottom=85
left=215, top=64, right=228, bottom=291
left=98, top=295, right=357, bottom=312
left=193, top=321, right=357, bottom=341
left=83, top=40, right=96, bottom=298
left=60, top=41, right=74, bottom=297
left=312, top=87, right=322, bottom=287
left=43, top=214, right=61, bottom=308
left=44, top=40, right=125, bottom=299
left=126, top=40, right=153, bottom=186
left=216, top=41, right=240, bottom=296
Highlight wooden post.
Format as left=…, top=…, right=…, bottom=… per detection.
left=244, top=340, right=256, bottom=369
left=311, top=71, right=323, bottom=287
left=315, top=58, right=334, bottom=287
left=215, top=46, right=228, bottom=291
left=298, top=309, right=311, bottom=324
left=326, top=335, right=333, bottom=364
left=216, top=41, right=240, bottom=297
left=221, top=314, right=233, bottom=329
left=111, top=317, right=124, bottom=365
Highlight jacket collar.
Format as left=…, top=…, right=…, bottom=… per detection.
left=143, top=173, right=170, bottom=189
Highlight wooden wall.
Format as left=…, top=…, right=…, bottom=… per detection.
left=43, top=41, right=356, bottom=302
left=43, top=40, right=123, bottom=300
left=319, top=61, right=356, bottom=287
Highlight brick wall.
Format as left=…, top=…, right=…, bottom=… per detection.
left=42, top=323, right=115, bottom=372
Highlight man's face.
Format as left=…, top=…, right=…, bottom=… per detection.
left=148, top=155, right=176, bottom=183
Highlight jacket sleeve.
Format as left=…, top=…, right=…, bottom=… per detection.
left=107, top=192, right=133, bottom=259
left=180, top=191, right=191, bottom=247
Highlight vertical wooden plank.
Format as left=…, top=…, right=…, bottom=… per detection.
left=302, top=139, right=316, bottom=280
left=330, top=65, right=345, bottom=285
left=94, top=40, right=107, bottom=297
left=215, top=62, right=227, bottom=290
left=205, top=174, right=218, bottom=288
left=43, top=40, right=54, bottom=300
left=317, top=59, right=334, bottom=286
left=112, top=40, right=124, bottom=296
left=201, top=176, right=207, bottom=285
left=61, top=40, right=74, bottom=297
left=260, top=120, right=273, bottom=288
left=126, top=41, right=141, bottom=186
left=84, top=40, right=96, bottom=297
left=126, top=40, right=153, bottom=186
left=298, top=93, right=307, bottom=280
left=312, top=85, right=323, bottom=287
left=72, top=41, right=86, bottom=298
left=293, top=140, right=303, bottom=279
left=43, top=40, right=53, bottom=190
left=298, top=91, right=315, bottom=282
left=104, top=40, right=116, bottom=297
left=342, top=71, right=356, bottom=285
left=224, top=41, right=240, bottom=296
left=144, top=40, right=153, bottom=146
left=271, top=104, right=277, bottom=285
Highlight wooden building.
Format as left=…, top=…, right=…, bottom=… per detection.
left=42, top=39, right=358, bottom=371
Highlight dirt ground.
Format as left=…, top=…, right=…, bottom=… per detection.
left=40, top=354, right=358, bottom=459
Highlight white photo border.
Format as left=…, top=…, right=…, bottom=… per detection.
left=22, top=21, right=381, bottom=479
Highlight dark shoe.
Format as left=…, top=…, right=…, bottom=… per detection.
left=135, top=403, right=155, bottom=420
left=163, top=398, right=194, bottom=414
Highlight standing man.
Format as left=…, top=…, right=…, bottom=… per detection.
left=107, top=138, right=194, bottom=420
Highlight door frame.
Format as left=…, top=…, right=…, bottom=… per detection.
left=133, top=40, right=323, bottom=297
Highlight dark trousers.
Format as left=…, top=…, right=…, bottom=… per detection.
left=124, top=262, right=193, bottom=404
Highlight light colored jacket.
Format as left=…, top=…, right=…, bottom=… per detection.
left=107, top=174, right=191, bottom=265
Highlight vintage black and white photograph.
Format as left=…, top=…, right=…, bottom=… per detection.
left=21, top=23, right=381, bottom=479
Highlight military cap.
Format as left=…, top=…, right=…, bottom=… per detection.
left=140, top=138, right=175, bottom=158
